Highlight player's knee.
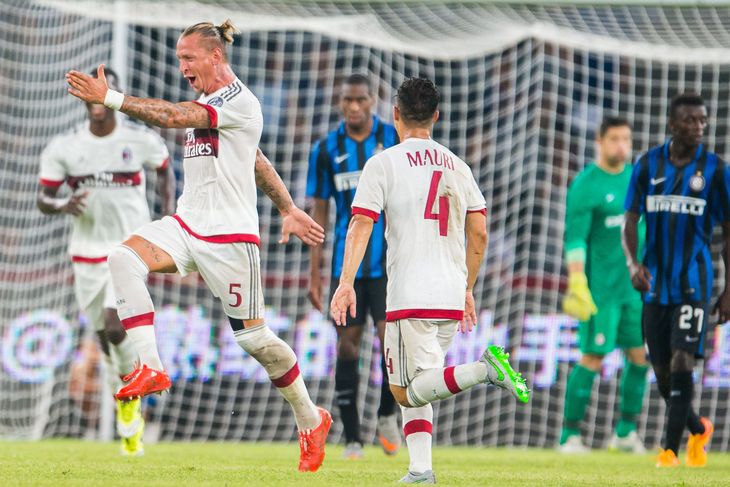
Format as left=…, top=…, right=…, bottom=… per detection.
left=104, top=311, right=126, bottom=345
left=670, top=350, right=694, bottom=372
left=336, top=337, right=359, bottom=361
left=579, top=354, right=604, bottom=371
left=624, top=347, right=647, bottom=366
left=108, top=245, right=148, bottom=279
left=389, top=385, right=409, bottom=407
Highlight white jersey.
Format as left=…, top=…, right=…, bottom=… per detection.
left=39, top=120, right=169, bottom=260
left=176, top=78, right=263, bottom=243
left=352, top=137, right=486, bottom=321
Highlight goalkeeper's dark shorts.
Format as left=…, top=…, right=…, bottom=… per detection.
left=642, top=301, right=708, bottom=361
left=578, top=299, right=643, bottom=355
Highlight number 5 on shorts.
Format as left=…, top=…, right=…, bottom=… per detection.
left=679, top=304, right=704, bottom=333
left=229, top=283, right=243, bottom=308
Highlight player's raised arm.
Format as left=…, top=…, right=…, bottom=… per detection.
left=66, top=65, right=211, bottom=129
left=254, top=148, right=325, bottom=247
left=464, top=210, right=488, bottom=332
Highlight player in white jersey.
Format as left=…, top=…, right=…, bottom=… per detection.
left=37, top=66, right=175, bottom=456
left=65, top=20, right=331, bottom=472
left=330, top=78, right=530, bottom=483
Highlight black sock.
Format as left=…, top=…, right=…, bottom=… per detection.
left=664, top=371, right=694, bottom=454
left=686, top=410, right=705, bottom=435
left=335, top=358, right=360, bottom=444
left=377, top=354, right=396, bottom=417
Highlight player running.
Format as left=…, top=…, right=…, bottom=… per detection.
left=65, top=21, right=331, bottom=472
left=559, top=117, right=649, bottom=454
left=38, top=66, right=174, bottom=456
left=307, top=74, right=400, bottom=459
left=330, top=77, right=530, bottom=484
left=622, top=92, right=730, bottom=467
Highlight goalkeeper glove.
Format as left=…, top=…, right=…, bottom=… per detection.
left=562, top=272, right=598, bottom=321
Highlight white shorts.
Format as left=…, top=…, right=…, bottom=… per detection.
left=384, top=319, right=458, bottom=387
left=73, top=260, right=116, bottom=332
left=133, top=216, right=265, bottom=320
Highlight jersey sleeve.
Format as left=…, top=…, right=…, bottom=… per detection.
left=193, top=90, right=262, bottom=130
left=465, top=169, right=487, bottom=214
left=38, top=137, right=66, bottom=188
left=140, top=129, right=170, bottom=170
left=624, top=155, right=647, bottom=215
left=711, top=159, right=730, bottom=223
left=305, top=139, right=332, bottom=199
left=564, top=173, right=594, bottom=258
left=351, top=155, right=387, bottom=222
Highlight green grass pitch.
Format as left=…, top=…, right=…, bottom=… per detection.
left=1, top=440, right=728, bottom=486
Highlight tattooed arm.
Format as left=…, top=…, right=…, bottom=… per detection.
left=254, top=148, right=294, bottom=215
left=66, top=65, right=210, bottom=129
left=119, top=97, right=210, bottom=129
left=255, top=148, right=325, bottom=247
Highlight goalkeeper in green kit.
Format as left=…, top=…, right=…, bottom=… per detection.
left=559, top=117, right=649, bottom=454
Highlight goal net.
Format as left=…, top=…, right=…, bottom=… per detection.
left=2, top=0, right=730, bottom=450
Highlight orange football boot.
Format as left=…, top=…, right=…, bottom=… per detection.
left=298, top=407, right=332, bottom=472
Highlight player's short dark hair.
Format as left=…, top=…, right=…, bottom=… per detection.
left=669, top=92, right=705, bottom=119
left=396, top=77, right=440, bottom=124
left=343, top=74, right=371, bottom=93
left=599, top=116, right=631, bottom=137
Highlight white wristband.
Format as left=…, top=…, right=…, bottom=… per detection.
left=103, top=89, right=125, bottom=111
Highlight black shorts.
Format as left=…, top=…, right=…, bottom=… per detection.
left=642, top=302, right=708, bottom=361
left=329, top=276, right=387, bottom=327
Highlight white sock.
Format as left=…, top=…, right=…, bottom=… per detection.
left=109, top=336, right=138, bottom=377
left=108, top=245, right=162, bottom=370
left=124, top=325, right=162, bottom=370
left=402, top=404, right=433, bottom=474
left=234, top=325, right=319, bottom=430
left=407, top=363, right=487, bottom=407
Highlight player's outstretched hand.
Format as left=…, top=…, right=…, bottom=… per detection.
left=62, top=191, right=89, bottom=216
left=628, top=262, right=652, bottom=292
left=66, top=64, right=109, bottom=104
left=713, top=289, right=730, bottom=324
left=461, top=291, right=477, bottom=333
left=330, top=283, right=356, bottom=326
left=280, top=206, right=325, bottom=246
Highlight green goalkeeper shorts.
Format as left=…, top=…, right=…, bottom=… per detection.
left=578, top=299, right=643, bottom=355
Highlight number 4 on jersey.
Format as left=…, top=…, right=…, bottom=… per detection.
left=424, top=170, right=449, bottom=236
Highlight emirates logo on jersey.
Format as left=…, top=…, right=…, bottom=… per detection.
left=184, top=129, right=219, bottom=159
left=66, top=171, right=142, bottom=190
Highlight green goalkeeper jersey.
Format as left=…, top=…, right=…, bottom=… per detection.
left=564, top=162, right=643, bottom=305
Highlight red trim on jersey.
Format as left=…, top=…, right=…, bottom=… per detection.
left=71, top=255, right=107, bottom=264
left=443, top=366, right=461, bottom=394
left=352, top=206, right=380, bottom=222
left=39, top=178, right=63, bottom=188
left=467, top=208, right=487, bottom=216
left=271, top=363, right=301, bottom=388
left=172, top=214, right=260, bottom=245
left=386, top=309, right=463, bottom=321
left=121, top=312, right=155, bottom=330
left=193, top=101, right=218, bottom=129
left=403, top=419, right=433, bottom=437
left=157, top=157, right=170, bottom=170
